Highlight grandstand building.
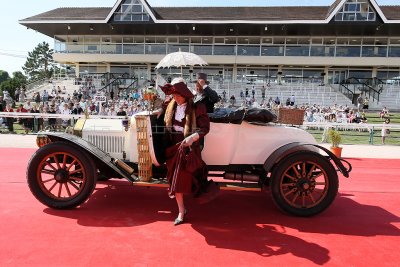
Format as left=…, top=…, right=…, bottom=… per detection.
left=20, top=0, right=400, bottom=108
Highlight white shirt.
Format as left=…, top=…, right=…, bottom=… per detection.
left=173, top=102, right=187, bottom=132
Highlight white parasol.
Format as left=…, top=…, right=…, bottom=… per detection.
left=155, top=50, right=208, bottom=74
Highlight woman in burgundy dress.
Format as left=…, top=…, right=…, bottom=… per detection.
left=160, top=78, right=210, bottom=225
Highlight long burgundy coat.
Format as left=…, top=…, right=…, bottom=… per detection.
left=164, top=101, right=210, bottom=195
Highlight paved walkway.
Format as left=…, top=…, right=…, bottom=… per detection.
left=0, top=134, right=399, bottom=159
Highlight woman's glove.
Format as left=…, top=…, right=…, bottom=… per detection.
left=182, top=133, right=199, bottom=147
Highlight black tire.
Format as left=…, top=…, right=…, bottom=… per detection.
left=270, top=151, right=338, bottom=217
left=27, top=141, right=97, bottom=209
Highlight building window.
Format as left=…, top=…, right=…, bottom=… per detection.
left=334, top=0, right=376, bottom=21
left=113, top=0, right=150, bottom=22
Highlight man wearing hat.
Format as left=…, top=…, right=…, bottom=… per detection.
left=194, top=73, right=219, bottom=113
left=159, top=77, right=212, bottom=225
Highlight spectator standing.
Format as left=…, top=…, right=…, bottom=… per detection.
left=30, top=104, right=40, bottom=132
left=222, top=90, right=226, bottom=101
left=381, top=118, right=390, bottom=145
left=356, top=95, right=363, bottom=111
left=16, top=104, right=28, bottom=133
left=363, top=97, right=369, bottom=110
left=290, top=94, right=295, bottom=106
left=4, top=103, right=14, bottom=132
left=79, top=98, right=86, bottom=111
left=229, top=95, right=236, bottom=106
left=0, top=96, right=4, bottom=111
left=19, top=90, right=26, bottom=102
left=194, top=73, right=219, bottom=113
left=47, top=105, right=57, bottom=128
left=60, top=103, right=71, bottom=127
left=42, top=106, right=49, bottom=130
left=15, top=88, right=20, bottom=103
left=261, top=86, right=266, bottom=99
left=34, top=92, right=41, bottom=104
left=42, top=90, right=49, bottom=104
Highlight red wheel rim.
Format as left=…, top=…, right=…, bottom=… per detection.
left=279, top=160, right=329, bottom=209
left=36, top=152, right=87, bottom=200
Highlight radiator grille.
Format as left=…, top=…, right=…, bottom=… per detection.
left=87, top=135, right=125, bottom=154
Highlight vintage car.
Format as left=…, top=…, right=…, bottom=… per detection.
left=27, top=111, right=351, bottom=217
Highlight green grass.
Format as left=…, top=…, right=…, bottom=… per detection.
left=306, top=112, right=400, bottom=145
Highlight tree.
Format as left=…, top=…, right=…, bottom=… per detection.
left=12, top=71, right=27, bottom=86
left=0, top=71, right=27, bottom=99
left=22, top=42, right=56, bottom=81
left=0, top=70, right=10, bottom=84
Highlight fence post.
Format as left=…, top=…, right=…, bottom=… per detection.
left=369, top=126, right=374, bottom=145
left=34, top=116, right=38, bottom=132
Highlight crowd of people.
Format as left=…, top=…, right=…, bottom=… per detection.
left=0, top=84, right=151, bottom=133
left=0, top=76, right=396, bottom=137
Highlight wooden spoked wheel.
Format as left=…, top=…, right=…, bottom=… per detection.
left=37, top=152, right=86, bottom=200
left=279, top=160, right=329, bottom=209
left=27, top=142, right=97, bottom=209
left=271, top=151, right=338, bottom=217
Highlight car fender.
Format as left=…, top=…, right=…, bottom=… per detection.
left=40, top=132, right=136, bottom=182
left=263, top=142, right=351, bottom=178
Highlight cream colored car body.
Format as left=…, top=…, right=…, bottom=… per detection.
left=80, top=113, right=316, bottom=166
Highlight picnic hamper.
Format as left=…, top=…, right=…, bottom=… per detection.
left=277, top=108, right=305, bottom=125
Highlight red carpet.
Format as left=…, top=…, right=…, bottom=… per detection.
left=0, top=148, right=399, bottom=266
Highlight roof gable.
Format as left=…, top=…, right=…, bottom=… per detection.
left=326, top=0, right=396, bottom=23
left=105, top=0, right=157, bottom=22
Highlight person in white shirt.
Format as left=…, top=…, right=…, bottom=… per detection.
left=381, top=118, right=390, bottom=145
left=79, top=98, right=86, bottom=111
left=290, top=94, right=295, bottom=106
left=24, top=101, right=32, bottom=111
left=108, top=106, right=117, bottom=116
left=60, top=103, right=71, bottom=127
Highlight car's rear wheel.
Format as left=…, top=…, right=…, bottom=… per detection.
left=27, top=142, right=97, bottom=209
left=270, top=151, right=338, bottom=216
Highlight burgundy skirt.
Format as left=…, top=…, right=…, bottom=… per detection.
left=165, top=143, right=194, bottom=195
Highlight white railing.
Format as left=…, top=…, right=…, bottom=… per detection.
left=302, top=121, right=400, bottom=132
left=0, top=112, right=125, bottom=120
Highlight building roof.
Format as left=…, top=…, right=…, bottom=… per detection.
left=20, top=5, right=400, bottom=22
left=380, top=6, right=400, bottom=20
left=20, top=7, right=111, bottom=21
left=152, top=6, right=329, bottom=21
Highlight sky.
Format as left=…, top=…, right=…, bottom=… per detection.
left=0, top=0, right=398, bottom=76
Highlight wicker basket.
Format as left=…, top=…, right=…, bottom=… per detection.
left=135, top=115, right=153, bottom=182
left=278, top=108, right=305, bottom=125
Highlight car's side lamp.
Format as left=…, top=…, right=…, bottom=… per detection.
left=122, top=117, right=130, bottom=132
left=36, top=135, right=51, bottom=148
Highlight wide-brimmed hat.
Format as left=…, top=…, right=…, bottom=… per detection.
left=159, top=78, right=193, bottom=99
left=196, top=72, right=210, bottom=84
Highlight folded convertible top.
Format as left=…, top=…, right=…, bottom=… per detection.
left=209, top=107, right=277, bottom=124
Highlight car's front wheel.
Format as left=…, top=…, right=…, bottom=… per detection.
left=270, top=151, right=338, bottom=216
left=27, top=142, right=97, bottom=209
